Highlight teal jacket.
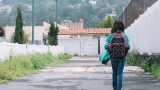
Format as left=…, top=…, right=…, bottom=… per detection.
left=104, top=33, right=130, bottom=50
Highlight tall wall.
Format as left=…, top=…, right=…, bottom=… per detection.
left=119, top=0, right=158, bottom=28
left=125, top=0, right=160, bottom=55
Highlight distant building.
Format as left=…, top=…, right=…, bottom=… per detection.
left=3, top=22, right=71, bottom=44
left=61, top=19, right=84, bottom=29
left=0, top=0, right=11, bottom=13
left=105, top=10, right=117, bottom=18
left=3, top=21, right=111, bottom=45
left=4, top=25, right=45, bottom=44
left=0, top=5, right=11, bottom=13
left=89, top=0, right=97, bottom=7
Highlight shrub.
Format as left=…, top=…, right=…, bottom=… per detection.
left=126, top=51, right=138, bottom=66
left=141, top=57, right=154, bottom=72
left=31, top=53, right=54, bottom=69
left=126, top=52, right=160, bottom=79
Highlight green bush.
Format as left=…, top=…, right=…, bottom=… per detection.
left=126, top=52, right=160, bottom=79
left=141, top=57, right=154, bottom=72
left=0, top=53, right=71, bottom=83
left=126, top=52, right=138, bottom=66
left=31, top=53, right=55, bottom=69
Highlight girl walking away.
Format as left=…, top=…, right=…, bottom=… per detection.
left=104, top=20, right=130, bottom=90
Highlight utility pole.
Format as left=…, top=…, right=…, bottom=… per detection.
left=0, top=0, right=9, bottom=26
left=98, top=36, right=100, bottom=55
left=32, top=0, right=35, bottom=44
left=56, top=0, right=57, bottom=27
left=0, top=0, right=2, bottom=6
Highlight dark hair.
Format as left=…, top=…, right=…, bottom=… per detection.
left=111, top=20, right=125, bottom=33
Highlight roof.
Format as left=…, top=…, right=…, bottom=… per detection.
left=59, top=28, right=111, bottom=35
left=43, top=22, right=69, bottom=30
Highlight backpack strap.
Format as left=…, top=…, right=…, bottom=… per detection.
left=110, top=33, right=115, bottom=43
left=121, top=33, right=128, bottom=48
left=121, top=33, right=126, bottom=41
left=108, top=33, right=115, bottom=50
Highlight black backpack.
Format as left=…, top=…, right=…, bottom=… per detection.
left=108, top=33, right=128, bottom=58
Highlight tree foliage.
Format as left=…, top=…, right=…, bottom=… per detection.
left=13, top=7, right=25, bottom=44
left=0, top=0, right=130, bottom=28
left=98, top=16, right=114, bottom=28
left=48, top=22, right=59, bottom=46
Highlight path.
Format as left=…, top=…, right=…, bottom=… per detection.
left=0, top=57, right=160, bottom=90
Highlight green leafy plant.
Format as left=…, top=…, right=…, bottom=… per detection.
left=98, top=16, right=114, bottom=28
left=126, top=51, right=138, bottom=66
left=141, top=57, right=154, bottom=72
left=48, top=22, right=59, bottom=46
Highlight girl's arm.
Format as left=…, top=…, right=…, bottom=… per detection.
left=104, top=34, right=112, bottom=50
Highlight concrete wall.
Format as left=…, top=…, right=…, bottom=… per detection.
left=125, top=0, right=160, bottom=55
left=59, top=36, right=107, bottom=56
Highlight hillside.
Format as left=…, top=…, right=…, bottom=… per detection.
left=0, top=0, right=130, bottom=28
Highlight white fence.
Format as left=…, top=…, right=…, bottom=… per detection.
left=125, top=0, right=160, bottom=55
left=0, top=43, right=64, bottom=61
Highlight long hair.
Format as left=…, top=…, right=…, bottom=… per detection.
left=111, top=20, right=125, bottom=33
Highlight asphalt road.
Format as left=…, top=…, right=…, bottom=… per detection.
left=0, top=57, right=160, bottom=90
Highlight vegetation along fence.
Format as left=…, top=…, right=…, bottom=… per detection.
left=0, top=43, right=64, bottom=61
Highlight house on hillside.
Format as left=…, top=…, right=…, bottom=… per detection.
left=0, top=0, right=11, bottom=13
left=89, top=0, right=97, bottom=7
left=105, top=10, right=117, bottom=18
left=61, top=19, right=84, bottom=29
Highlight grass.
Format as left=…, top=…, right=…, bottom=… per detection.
left=126, top=52, right=160, bottom=80
left=0, top=52, right=72, bottom=83
left=151, top=64, right=160, bottom=79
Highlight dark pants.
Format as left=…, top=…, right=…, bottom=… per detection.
left=111, top=57, right=125, bottom=90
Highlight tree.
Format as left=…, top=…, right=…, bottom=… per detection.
left=98, top=16, right=114, bottom=28
left=48, top=22, right=59, bottom=46
left=0, top=27, right=5, bottom=37
left=0, top=0, right=130, bottom=28
left=13, top=7, right=24, bottom=44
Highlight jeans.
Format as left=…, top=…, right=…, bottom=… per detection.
left=111, top=57, right=125, bottom=90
